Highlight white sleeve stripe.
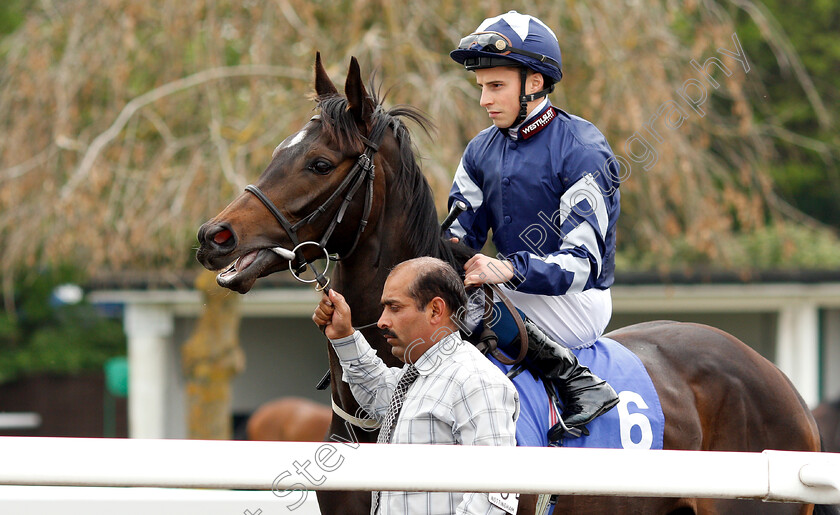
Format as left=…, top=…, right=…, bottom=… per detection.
left=453, top=159, right=484, bottom=210
left=557, top=173, right=609, bottom=238
left=450, top=219, right=467, bottom=239
left=541, top=252, right=590, bottom=294
left=559, top=222, right=602, bottom=277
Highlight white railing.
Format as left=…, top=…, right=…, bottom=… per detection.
left=1, top=437, right=839, bottom=509
left=0, top=485, right=322, bottom=515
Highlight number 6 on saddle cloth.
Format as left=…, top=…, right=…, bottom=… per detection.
left=469, top=296, right=664, bottom=450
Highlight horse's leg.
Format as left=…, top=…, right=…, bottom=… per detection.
left=517, top=494, right=537, bottom=514
left=699, top=499, right=815, bottom=514
left=314, top=415, right=372, bottom=515
left=548, top=496, right=690, bottom=514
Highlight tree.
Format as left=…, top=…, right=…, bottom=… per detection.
left=0, top=0, right=26, bottom=36
left=1, top=0, right=838, bottom=287
left=0, top=265, right=126, bottom=384
left=181, top=270, right=244, bottom=439
left=734, top=0, right=840, bottom=227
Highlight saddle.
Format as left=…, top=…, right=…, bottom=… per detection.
left=464, top=285, right=590, bottom=439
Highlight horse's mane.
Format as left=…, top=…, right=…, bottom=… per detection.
left=316, top=88, right=474, bottom=270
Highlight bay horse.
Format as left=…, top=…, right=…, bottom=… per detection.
left=246, top=397, right=332, bottom=442
left=196, top=54, right=827, bottom=514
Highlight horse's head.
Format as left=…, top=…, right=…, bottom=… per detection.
left=197, top=53, right=400, bottom=293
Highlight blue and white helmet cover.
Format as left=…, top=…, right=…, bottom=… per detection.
left=450, top=11, right=563, bottom=82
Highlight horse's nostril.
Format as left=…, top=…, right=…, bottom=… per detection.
left=213, top=228, right=233, bottom=245
left=198, top=223, right=236, bottom=253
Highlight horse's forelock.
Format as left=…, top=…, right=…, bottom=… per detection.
left=315, top=95, right=365, bottom=154
left=315, top=93, right=432, bottom=192
left=315, top=91, right=445, bottom=260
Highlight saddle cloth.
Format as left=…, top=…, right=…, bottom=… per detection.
left=488, top=336, right=664, bottom=450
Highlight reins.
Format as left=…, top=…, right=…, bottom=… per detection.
left=443, top=202, right=528, bottom=368
left=476, top=283, right=529, bottom=366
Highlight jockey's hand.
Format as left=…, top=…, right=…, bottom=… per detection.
left=463, top=254, right=514, bottom=287
left=313, top=289, right=354, bottom=340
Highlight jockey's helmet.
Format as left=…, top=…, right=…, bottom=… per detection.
left=450, top=11, right=563, bottom=83
left=450, top=11, right=563, bottom=127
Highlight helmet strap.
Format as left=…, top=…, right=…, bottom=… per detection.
left=508, top=68, right=556, bottom=129
left=513, top=68, right=529, bottom=127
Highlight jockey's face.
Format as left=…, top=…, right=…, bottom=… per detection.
left=377, top=267, right=436, bottom=364
left=475, top=66, right=544, bottom=129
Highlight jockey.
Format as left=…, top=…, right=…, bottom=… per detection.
left=448, top=11, right=621, bottom=437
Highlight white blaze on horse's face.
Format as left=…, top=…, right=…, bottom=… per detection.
left=273, top=129, right=308, bottom=158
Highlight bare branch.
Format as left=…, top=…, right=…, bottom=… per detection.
left=59, top=65, right=308, bottom=201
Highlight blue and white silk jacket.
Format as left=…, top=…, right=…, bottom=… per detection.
left=449, top=101, right=621, bottom=296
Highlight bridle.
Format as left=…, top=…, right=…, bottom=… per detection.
left=243, top=112, right=395, bottom=427
left=245, top=110, right=530, bottom=430
left=243, top=113, right=391, bottom=289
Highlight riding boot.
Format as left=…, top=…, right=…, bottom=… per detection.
left=523, top=317, right=619, bottom=433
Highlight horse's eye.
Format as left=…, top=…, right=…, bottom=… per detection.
left=308, top=159, right=334, bottom=175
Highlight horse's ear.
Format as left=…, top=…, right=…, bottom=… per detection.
left=345, top=56, right=372, bottom=127
left=314, top=52, right=338, bottom=98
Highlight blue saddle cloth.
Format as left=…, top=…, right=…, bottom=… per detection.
left=488, top=337, right=664, bottom=450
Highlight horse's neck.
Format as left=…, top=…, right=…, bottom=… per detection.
left=335, top=172, right=439, bottom=310
left=332, top=178, right=469, bottom=317
left=325, top=226, right=407, bottom=437
left=333, top=232, right=413, bottom=342
left=326, top=168, right=471, bottom=439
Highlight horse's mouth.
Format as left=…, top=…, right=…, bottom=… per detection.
left=217, top=249, right=285, bottom=293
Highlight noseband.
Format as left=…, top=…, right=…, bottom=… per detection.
left=244, top=114, right=391, bottom=285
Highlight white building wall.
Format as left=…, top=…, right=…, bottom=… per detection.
left=98, top=281, right=840, bottom=437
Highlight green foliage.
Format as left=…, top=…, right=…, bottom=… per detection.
left=0, top=0, right=27, bottom=36
left=617, top=222, right=840, bottom=271
left=769, top=160, right=840, bottom=226
left=735, top=0, right=840, bottom=227
left=735, top=224, right=840, bottom=269
left=0, top=266, right=127, bottom=384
